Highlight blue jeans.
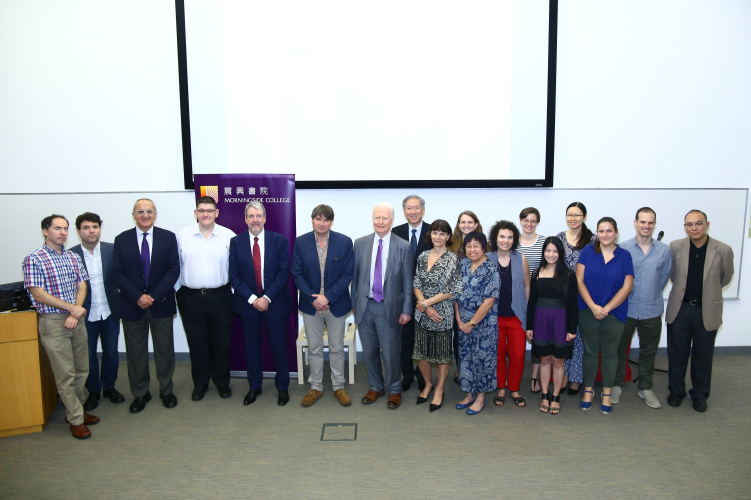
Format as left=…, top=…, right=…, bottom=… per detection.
left=85, top=316, right=121, bottom=393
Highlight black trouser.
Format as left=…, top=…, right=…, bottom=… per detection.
left=176, top=285, right=234, bottom=389
left=400, top=317, right=417, bottom=380
left=667, top=302, right=717, bottom=401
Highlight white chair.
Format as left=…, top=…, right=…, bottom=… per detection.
left=296, top=322, right=357, bottom=384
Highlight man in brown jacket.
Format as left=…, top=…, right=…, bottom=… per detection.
left=665, top=210, right=734, bottom=412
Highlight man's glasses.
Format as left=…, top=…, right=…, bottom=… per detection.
left=197, top=209, right=217, bottom=215
left=684, top=221, right=706, bottom=228
left=135, top=210, right=155, bottom=216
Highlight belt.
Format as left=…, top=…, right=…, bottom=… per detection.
left=683, top=299, right=702, bottom=306
left=185, top=283, right=230, bottom=295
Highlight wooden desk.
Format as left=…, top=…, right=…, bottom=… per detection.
left=0, top=311, right=59, bottom=438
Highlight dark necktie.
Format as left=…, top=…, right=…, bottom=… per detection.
left=141, top=232, right=150, bottom=286
left=253, top=236, right=264, bottom=295
left=410, top=228, right=417, bottom=257
left=373, top=239, right=383, bottom=303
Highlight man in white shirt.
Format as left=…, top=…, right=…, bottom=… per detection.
left=70, top=212, right=125, bottom=411
left=176, top=197, right=237, bottom=401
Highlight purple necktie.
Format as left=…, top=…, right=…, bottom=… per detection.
left=373, top=239, right=383, bottom=303
left=141, top=232, right=150, bottom=286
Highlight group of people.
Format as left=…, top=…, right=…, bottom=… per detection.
left=21, top=195, right=734, bottom=440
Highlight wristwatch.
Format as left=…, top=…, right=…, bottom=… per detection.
left=468, top=320, right=475, bottom=326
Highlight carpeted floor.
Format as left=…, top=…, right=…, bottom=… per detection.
left=1, top=355, right=749, bottom=499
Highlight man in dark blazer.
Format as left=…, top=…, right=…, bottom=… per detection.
left=292, top=204, right=354, bottom=407
left=111, top=199, right=180, bottom=413
left=70, top=212, right=124, bottom=411
left=352, top=202, right=413, bottom=409
left=229, top=201, right=293, bottom=407
left=665, top=209, right=734, bottom=412
left=392, top=194, right=432, bottom=391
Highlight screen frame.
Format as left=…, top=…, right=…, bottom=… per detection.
left=175, top=0, right=558, bottom=190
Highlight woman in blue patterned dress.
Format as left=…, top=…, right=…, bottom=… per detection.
left=556, top=202, right=597, bottom=395
left=454, top=232, right=500, bottom=415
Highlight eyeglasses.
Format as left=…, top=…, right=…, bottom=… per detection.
left=684, top=221, right=706, bottom=228
left=521, top=219, right=538, bottom=225
left=566, top=214, right=584, bottom=219
left=135, top=210, right=155, bottom=216
left=197, top=209, right=217, bottom=215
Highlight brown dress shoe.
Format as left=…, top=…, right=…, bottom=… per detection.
left=387, top=393, right=402, bottom=409
left=83, top=413, right=100, bottom=425
left=361, top=390, right=386, bottom=404
left=334, top=389, right=352, bottom=407
left=301, top=389, right=323, bottom=407
left=70, top=424, right=91, bottom=440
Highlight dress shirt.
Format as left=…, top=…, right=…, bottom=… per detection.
left=136, top=227, right=154, bottom=260
left=684, top=239, right=708, bottom=303
left=248, top=230, right=270, bottom=304
left=577, top=245, right=635, bottom=324
left=23, top=244, right=89, bottom=314
left=82, top=242, right=112, bottom=320
left=176, top=223, right=236, bottom=290
left=622, top=237, right=671, bottom=320
left=409, top=223, right=423, bottom=247
left=369, top=232, right=391, bottom=298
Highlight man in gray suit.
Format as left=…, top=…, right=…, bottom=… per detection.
left=352, top=202, right=413, bottom=409
left=666, top=209, right=734, bottom=412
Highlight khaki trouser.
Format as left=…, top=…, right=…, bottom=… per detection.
left=38, top=313, right=89, bottom=425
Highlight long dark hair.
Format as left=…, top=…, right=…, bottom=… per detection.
left=566, top=202, right=594, bottom=251
left=533, top=237, right=570, bottom=282
left=594, top=217, right=618, bottom=254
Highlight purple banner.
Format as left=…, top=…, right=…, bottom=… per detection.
left=194, top=174, right=297, bottom=374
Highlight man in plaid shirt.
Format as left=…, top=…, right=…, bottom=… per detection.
left=23, top=214, right=100, bottom=440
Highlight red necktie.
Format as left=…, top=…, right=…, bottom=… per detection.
left=253, top=236, right=264, bottom=295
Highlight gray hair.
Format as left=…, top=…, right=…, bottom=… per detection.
left=244, top=201, right=266, bottom=217
left=373, top=202, right=395, bottom=219
left=402, top=195, right=425, bottom=209
left=132, top=198, right=156, bottom=213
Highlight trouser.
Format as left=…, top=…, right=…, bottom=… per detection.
left=176, top=285, right=233, bottom=389
left=667, top=302, right=717, bottom=401
left=579, top=310, right=624, bottom=388
left=358, top=299, right=402, bottom=394
left=122, top=311, right=175, bottom=397
left=302, top=310, right=347, bottom=391
left=615, top=315, right=662, bottom=390
left=38, top=313, right=88, bottom=425
left=400, top=316, right=417, bottom=380
left=85, top=315, right=121, bottom=393
left=241, top=312, right=290, bottom=392
left=497, top=316, right=526, bottom=392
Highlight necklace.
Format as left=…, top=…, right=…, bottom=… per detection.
left=498, top=262, right=510, bottom=274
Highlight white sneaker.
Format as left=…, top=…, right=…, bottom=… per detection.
left=638, top=389, right=662, bottom=409
left=610, top=385, right=622, bottom=404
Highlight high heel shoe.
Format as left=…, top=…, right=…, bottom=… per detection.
left=429, top=394, right=444, bottom=412
left=466, top=401, right=485, bottom=415
left=456, top=397, right=476, bottom=410
left=539, top=392, right=551, bottom=413
left=416, top=386, right=434, bottom=405
left=600, top=392, right=612, bottom=414
left=580, top=390, right=594, bottom=410
left=550, top=394, right=561, bottom=415
left=567, top=384, right=581, bottom=396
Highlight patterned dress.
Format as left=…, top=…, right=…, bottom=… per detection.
left=413, top=250, right=462, bottom=364
left=557, top=231, right=597, bottom=384
left=456, top=258, right=501, bottom=394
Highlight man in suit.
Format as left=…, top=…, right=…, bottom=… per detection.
left=229, top=201, right=293, bottom=407
left=665, top=209, right=734, bottom=412
left=392, top=194, right=432, bottom=392
left=292, top=204, right=354, bottom=407
left=70, top=212, right=125, bottom=411
left=352, top=202, right=413, bottom=409
left=111, top=199, right=180, bottom=413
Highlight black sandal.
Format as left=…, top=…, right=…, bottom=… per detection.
left=530, top=378, right=541, bottom=394
left=493, top=387, right=506, bottom=406
left=539, top=393, right=551, bottom=413
left=511, top=394, right=526, bottom=407
left=550, top=394, right=561, bottom=415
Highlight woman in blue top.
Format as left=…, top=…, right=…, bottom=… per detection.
left=576, top=217, right=634, bottom=414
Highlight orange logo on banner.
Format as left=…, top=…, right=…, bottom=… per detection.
left=200, top=186, right=219, bottom=203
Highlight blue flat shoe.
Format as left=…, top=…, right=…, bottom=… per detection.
left=600, top=392, right=612, bottom=414
left=456, top=398, right=476, bottom=410
left=580, top=390, right=594, bottom=411
left=466, top=401, right=485, bottom=415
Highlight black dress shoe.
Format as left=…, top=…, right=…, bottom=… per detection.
left=217, top=386, right=232, bottom=399
left=277, top=390, right=290, bottom=406
left=667, top=393, right=684, bottom=407
left=160, top=392, right=178, bottom=408
left=192, top=386, right=208, bottom=401
left=415, top=370, right=426, bottom=392
left=129, top=393, right=152, bottom=413
left=102, top=388, right=125, bottom=404
left=243, top=389, right=262, bottom=406
left=692, top=398, right=707, bottom=412
left=401, top=377, right=413, bottom=391
left=84, top=392, right=100, bottom=411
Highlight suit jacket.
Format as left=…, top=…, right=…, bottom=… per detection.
left=291, top=230, right=354, bottom=318
left=392, top=221, right=433, bottom=276
left=69, top=242, right=120, bottom=321
left=229, top=230, right=293, bottom=318
left=111, top=227, right=179, bottom=321
left=351, top=232, right=413, bottom=329
left=666, top=236, right=734, bottom=331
